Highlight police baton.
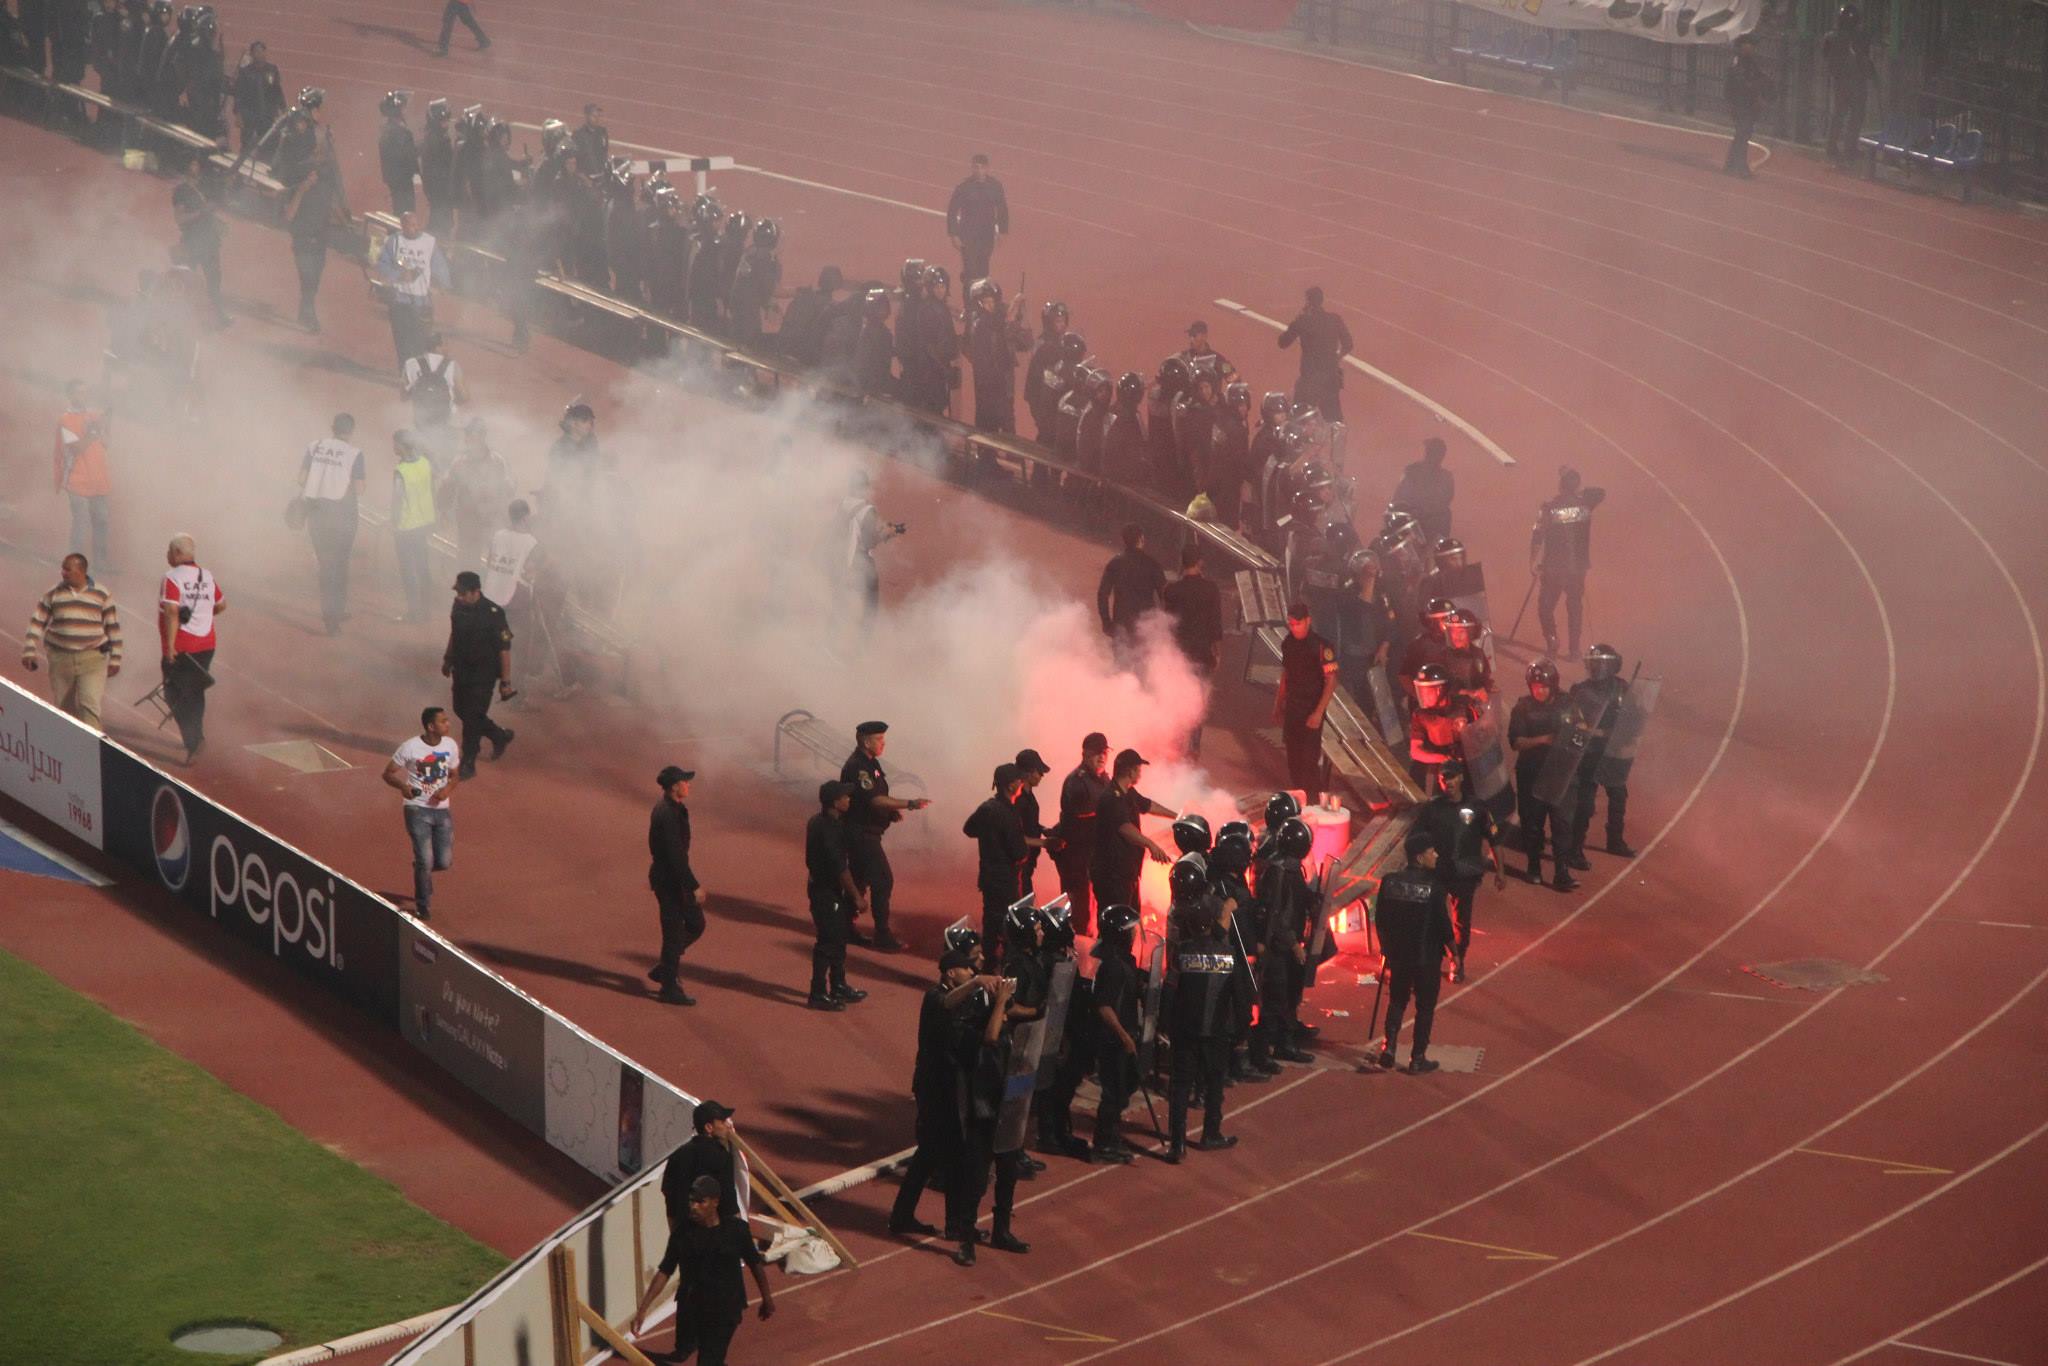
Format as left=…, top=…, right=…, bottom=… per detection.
left=1362, top=955, right=1387, bottom=1051
left=1506, top=573, right=1537, bottom=645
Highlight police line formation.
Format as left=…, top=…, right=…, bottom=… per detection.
left=15, top=32, right=1659, bottom=1278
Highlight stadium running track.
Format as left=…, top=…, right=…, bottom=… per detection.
left=3, top=1, right=2046, bottom=1362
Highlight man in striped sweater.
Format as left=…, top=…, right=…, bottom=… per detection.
left=22, top=554, right=124, bottom=732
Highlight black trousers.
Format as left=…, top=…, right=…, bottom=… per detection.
left=1053, top=842, right=1094, bottom=934
left=1726, top=113, right=1757, bottom=175
left=1384, top=959, right=1441, bottom=1057
left=1166, top=1033, right=1229, bottom=1144
left=1041, top=1012, right=1093, bottom=1143
left=848, top=834, right=894, bottom=938
left=437, top=0, right=489, bottom=50
left=1827, top=85, right=1868, bottom=161
left=424, top=182, right=454, bottom=238
left=1294, top=373, right=1342, bottom=422
left=1569, top=767, right=1628, bottom=855
left=449, top=672, right=509, bottom=770
left=306, top=497, right=356, bottom=629
left=1446, top=874, right=1480, bottom=960
left=807, top=887, right=849, bottom=997
left=654, top=883, right=705, bottom=979
left=386, top=177, right=416, bottom=216
left=958, top=233, right=994, bottom=287
left=1249, top=953, right=1300, bottom=1062
left=163, top=649, right=214, bottom=754
left=890, top=1093, right=962, bottom=1229
left=1516, top=776, right=1557, bottom=875
left=292, top=240, right=326, bottom=324
left=980, top=881, right=1016, bottom=964
left=672, top=1303, right=741, bottom=1366
left=1537, top=570, right=1585, bottom=656
left=1091, top=1042, right=1134, bottom=1150
left=1283, top=713, right=1323, bottom=804
left=952, top=1124, right=1019, bottom=1237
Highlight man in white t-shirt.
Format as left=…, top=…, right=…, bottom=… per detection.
left=299, top=411, right=366, bottom=635
left=376, top=211, right=450, bottom=367
left=382, top=705, right=461, bottom=920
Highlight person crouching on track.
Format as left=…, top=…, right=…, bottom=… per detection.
left=1366, top=830, right=1454, bottom=1075
left=1165, top=853, right=1240, bottom=1163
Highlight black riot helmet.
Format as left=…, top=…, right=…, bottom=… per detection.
left=1223, top=380, right=1251, bottom=413
left=1344, top=547, right=1379, bottom=589
left=1098, top=903, right=1141, bottom=947
left=1433, top=536, right=1466, bottom=567
left=1413, top=662, right=1450, bottom=707
left=1003, top=896, right=1040, bottom=942
left=861, top=288, right=891, bottom=320
left=148, top=0, right=170, bottom=21
left=297, top=86, right=325, bottom=111
left=1171, top=812, right=1213, bottom=857
left=753, top=218, right=780, bottom=249
left=1325, top=518, right=1361, bottom=556
left=1059, top=331, right=1088, bottom=364
left=1037, top=900, right=1075, bottom=953
left=1585, top=643, right=1623, bottom=681
left=1158, top=355, right=1192, bottom=396
left=899, top=257, right=926, bottom=290
left=1422, top=596, right=1457, bottom=637
left=1041, top=299, right=1069, bottom=330
left=690, top=193, right=722, bottom=226
left=724, top=208, right=751, bottom=239
left=1527, top=658, right=1561, bottom=691
left=922, top=262, right=950, bottom=297
left=1085, top=367, right=1114, bottom=400
left=968, top=277, right=1002, bottom=309
left=1280, top=427, right=1312, bottom=460
left=1115, top=370, right=1145, bottom=405
left=1169, top=852, right=1209, bottom=901
left=942, top=923, right=982, bottom=956
left=1264, top=791, right=1301, bottom=828
left=1211, top=827, right=1253, bottom=875
left=1298, top=461, right=1336, bottom=499
left=1286, top=401, right=1321, bottom=427
left=1259, top=391, right=1289, bottom=424
left=1273, top=816, right=1314, bottom=861
left=379, top=90, right=407, bottom=118
left=426, top=97, right=450, bottom=125
left=1383, top=505, right=1421, bottom=541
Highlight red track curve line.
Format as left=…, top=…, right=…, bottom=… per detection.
left=1294, top=962, right=2048, bottom=1364
left=1828, top=1251, right=2048, bottom=1366
left=1569, top=1111, right=2048, bottom=1363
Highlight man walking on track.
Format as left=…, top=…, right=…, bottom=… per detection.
left=55, top=381, right=114, bottom=569
left=946, top=153, right=1008, bottom=292
left=383, top=706, right=460, bottom=921
left=434, top=0, right=489, bottom=56
left=803, top=781, right=868, bottom=1011
left=648, top=764, right=703, bottom=1006
left=22, top=553, right=123, bottom=732
left=440, top=570, right=515, bottom=779
left=1277, top=285, right=1353, bottom=422
left=299, top=412, right=364, bottom=636
left=159, top=534, right=222, bottom=764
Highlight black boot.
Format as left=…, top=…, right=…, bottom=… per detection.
left=987, top=1221, right=1029, bottom=1254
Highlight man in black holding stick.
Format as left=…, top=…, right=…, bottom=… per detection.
left=1365, top=830, right=1454, bottom=1075
left=1277, top=285, right=1353, bottom=422
left=441, top=570, right=515, bottom=780
left=647, top=764, right=703, bottom=1006
left=945, top=152, right=1008, bottom=293
left=803, top=781, right=867, bottom=1011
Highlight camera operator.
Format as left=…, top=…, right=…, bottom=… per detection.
left=839, top=471, right=904, bottom=623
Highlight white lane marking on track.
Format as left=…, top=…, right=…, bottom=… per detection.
left=1214, top=297, right=1515, bottom=466
left=1884, top=1341, right=2028, bottom=1366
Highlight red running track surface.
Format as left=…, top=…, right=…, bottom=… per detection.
left=3, top=2, right=2046, bottom=1363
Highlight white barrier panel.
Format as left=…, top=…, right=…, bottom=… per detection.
left=0, top=677, right=104, bottom=849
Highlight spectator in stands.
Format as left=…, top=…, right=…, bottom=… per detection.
left=230, top=41, right=282, bottom=155
left=158, top=533, right=223, bottom=764
left=1822, top=5, right=1878, bottom=166
left=1096, top=522, right=1166, bottom=653
left=382, top=706, right=460, bottom=920
left=171, top=160, right=229, bottom=328
left=299, top=412, right=364, bottom=636
left=632, top=1173, right=774, bottom=1366
left=1392, top=437, right=1455, bottom=543
left=22, top=553, right=123, bottom=732
left=54, top=381, right=114, bottom=570
left=1724, top=34, right=1776, bottom=179
left=946, top=152, right=1009, bottom=292
left=433, top=0, right=490, bottom=57
left=1277, top=286, right=1353, bottom=422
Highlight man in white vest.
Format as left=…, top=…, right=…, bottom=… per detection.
left=299, top=412, right=364, bottom=635
left=375, top=211, right=450, bottom=368
left=482, top=498, right=543, bottom=644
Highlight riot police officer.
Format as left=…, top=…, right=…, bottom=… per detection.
left=1274, top=601, right=1339, bottom=804
left=1566, top=643, right=1634, bottom=861
left=1165, top=855, right=1239, bottom=1162
left=1248, top=816, right=1316, bottom=1069
left=378, top=91, right=420, bottom=215
left=804, top=781, right=867, bottom=1010
left=1100, top=370, right=1148, bottom=489
left=1085, top=903, right=1144, bottom=1163
left=1419, top=762, right=1505, bottom=983
left=964, top=278, right=1029, bottom=434
left=419, top=98, right=455, bottom=238
left=1530, top=466, right=1607, bottom=660
left=1509, top=659, right=1576, bottom=891
left=887, top=947, right=984, bottom=1237
left=840, top=721, right=930, bottom=951
left=1366, top=830, right=1453, bottom=1074
left=1024, top=301, right=1069, bottom=444
left=1207, top=821, right=1263, bottom=1083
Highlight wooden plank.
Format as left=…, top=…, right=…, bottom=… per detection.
left=574, top=1303, right=660, bottom=1366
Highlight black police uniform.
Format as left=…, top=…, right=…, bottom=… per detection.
left=1508, top=689, right=1569, bottom=883
left=1053, top=762, right=1108, bottom=931
left=951, top=990, right=1024, bottom=1254
left=1089, top=783, right=1149, bottom=913
left=1033, top=937, right=1091, bottom=1156
left=420, top=120, right=455, bottom=238
left=379, top=115, right=419, bottom=215
left=963, top=794, right=1029, bottom=960
left=570, top=121, right=610, bottom=178
left=1392, top=456, right=1455, bottom=543
left=649, top=1211, right=760, bottom=1366
left=1015, top=781, right=1049, bottom=898
left=1336, top=588, right=1395, bottom=716
left=1277, top=302, right=1354, bottom=421
left=1096, top=546, right=1166, bottom=645
left=890, top=981, right=969, bottom=1233
left=442, top=593, right=513, bottom=775
left=965, top=308, right=1025, bottom=434
left=804, top=807, right=855, bottom=1001
left=1162, top=571, right=1223, bottom=756
left=1373, top=863, right=1453, bottom=1063
left=945, top=173, right=1008, bottom=286
left=1420, top=792, right=1497, bottom=970
left=1566, top=674, right=1631, bottom=860
left=840, top=745, right=900, bottom=944
left=1249, top=851, right=1310, bottom=1067
left=648, top=795, right=704, bottom=989
left=1209, top=406, right=1252, bottom=525
left=1024, top=332, right=1065, bottom=443
left=1088, top=938, right=1140, bottom=1153
left=1530, top=486, right=1605, bottom=658
left=172, top=177, right=225, bottom=322
left=660, top=1130, right=741, bottom=1223
left=1166, top=897, right=1236, bottom=1153
left=1100, top=400, right=1148, bottom=488
left=288, top=166, right=339, bottom=332
left=1210, top=861, right=1259, bottom=1074
left=1279, top=627, right=1338, bottom=803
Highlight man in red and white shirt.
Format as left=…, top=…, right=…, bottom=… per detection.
left=56, top=382, right=114, bottom=571
left=159, top=534, right=225, bottom=763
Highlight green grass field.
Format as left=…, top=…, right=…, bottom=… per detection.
left=0, top=949, right=507, bottom=1366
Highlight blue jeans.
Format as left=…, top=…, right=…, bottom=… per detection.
left=403, top=804, right=453, bottom=914
left=68, top=492, right=109, bottom=567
